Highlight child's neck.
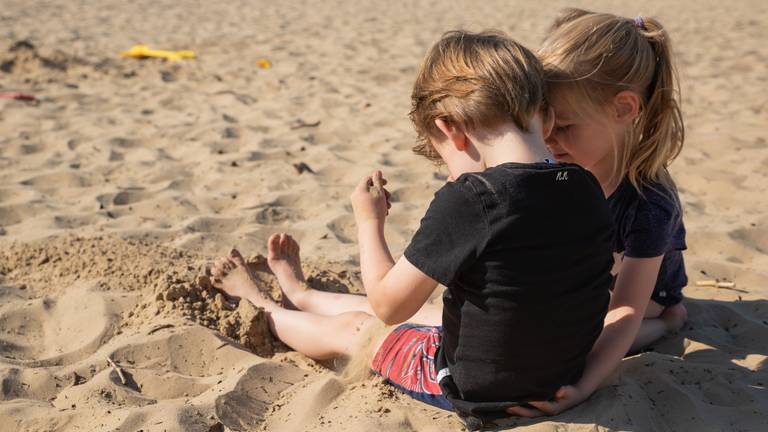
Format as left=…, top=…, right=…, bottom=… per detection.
left=480, top=123, right=552, bottom=168
left=589, top=151, right=623, bottom=197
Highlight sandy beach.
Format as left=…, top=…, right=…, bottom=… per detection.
left=1, top=0, right=767, bottom=430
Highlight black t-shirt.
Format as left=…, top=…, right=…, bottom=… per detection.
left=404, top=162, right=614, bottom=415
left=607, top=176, right=687, bottom=306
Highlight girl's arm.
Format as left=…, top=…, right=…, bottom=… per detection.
left=574, top=255, right=663, bottom=393
left=508, top=255, right=663, bottom=417
left=352, top=171, right=439, bottom=325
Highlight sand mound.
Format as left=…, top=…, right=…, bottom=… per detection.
left=0, top=234, right=199, bottom=294
left=0, top=235, right=408, bottom=431
left=0, top=234, right=286, bottom=357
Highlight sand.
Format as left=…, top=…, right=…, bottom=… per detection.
left=1, top=0, right=767, bottom=430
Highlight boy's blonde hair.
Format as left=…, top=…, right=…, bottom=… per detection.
left=539, top=9, right=684, bottom=192
left=410, top=30, right=545, bottom=163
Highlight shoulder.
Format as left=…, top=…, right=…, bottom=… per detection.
left=461, top=161, right=600, bottom=191
left=432, top=176, right=482, bottom=206
left=618, top=178, right=686, bottom=257
left=632, top=180, right=683, bottom=223
left=423, top=178, right=487, bottom=225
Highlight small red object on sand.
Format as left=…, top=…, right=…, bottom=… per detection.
left=0, top=92, right=36, bottom=101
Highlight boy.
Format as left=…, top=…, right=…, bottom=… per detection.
left=210, top=30, right=614, bottom=428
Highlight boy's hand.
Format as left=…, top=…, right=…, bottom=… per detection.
left=351, top=170, right=392, bottom=226
left=506, top=385, right=588, bottom=417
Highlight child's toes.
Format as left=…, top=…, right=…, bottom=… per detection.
left=214, top=256, right=229, bottom=272
left=287, top=236, right=300, bottom=255
left=211, top=264, right=224, bottom=280
left=229, top=248, right=247, bottom=267
left=267, top=233, right=282, bottom=258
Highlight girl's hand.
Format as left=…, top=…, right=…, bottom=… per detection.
left=351, top=170, right=392, bottom=226
left=506, top=385, right=588, bottom=418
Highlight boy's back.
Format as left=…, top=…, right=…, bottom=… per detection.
left=404, top=161, right=614, bottom=406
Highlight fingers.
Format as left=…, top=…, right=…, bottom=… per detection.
left=355, top=175, right=373, bottom=193
left=353, top=170, right=389, bottom=193
left=555, top=387, right=568, bottom=399
left=506, top=405, right=545, bottom=418
left=372, top=170, right=383, bottom=188
left=527, top=401, right=559, bottom=416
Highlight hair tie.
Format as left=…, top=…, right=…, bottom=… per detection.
left=633, top=16, right=646, bottom=29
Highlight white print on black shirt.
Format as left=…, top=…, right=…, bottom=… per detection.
left=556, top=171, right=569, bottom=181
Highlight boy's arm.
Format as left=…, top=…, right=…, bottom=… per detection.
left=352, top=171, right=439, bottom=325
left=508, top=256, right=663, bottom=417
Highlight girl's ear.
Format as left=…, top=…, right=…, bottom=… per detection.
left=434, top=118, right=467, bottom=151
left=613, top=90, right=641, bottom=124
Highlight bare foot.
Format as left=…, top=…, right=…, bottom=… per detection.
left=267, top=233, right=308, bottom=310
left=661, top=302, right=688, bottom=332
left=211, top=249, right=276, bottom=311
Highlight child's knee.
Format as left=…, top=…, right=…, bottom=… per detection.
left=644, top=300, right=666, bottom=318
left=660, top=302, right=687, bottom=332
left=337, top=311, right=376, bottom=336
left=334, top=311, right=376, bottom=354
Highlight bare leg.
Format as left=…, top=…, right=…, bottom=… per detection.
left=212, top=251, right=380, bottom=360
left=630, top=301, right=688, bottom=352
left=213, top=233, right=443, bottom=326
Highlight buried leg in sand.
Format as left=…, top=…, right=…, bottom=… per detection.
left=211, top=229, right=454, bottom=411
left=210, top=233, right=441, bottom=361
left=212, top=232, right=441, bottom=325
left=210, top=236, right=379, bottom=360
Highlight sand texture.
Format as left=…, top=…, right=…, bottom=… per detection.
left=1, top=0, right=767, bottom=431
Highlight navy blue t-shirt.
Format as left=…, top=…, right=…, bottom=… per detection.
left=607, top=176, right=688, bottom=306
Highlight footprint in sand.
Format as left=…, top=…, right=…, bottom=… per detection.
left=184, top=216, right=243, bottom=234
left=0, top=283, right=118, bottom=366
left=20, top=171, right=93, bottom=189
left=96, top=189, right=153, bottom=208
left=728, top=219, right=768, bottom=255
left=0, top=203, right=40, bottom=227
left=326, top=214, right=356, bottom=244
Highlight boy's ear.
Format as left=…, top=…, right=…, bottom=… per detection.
left=434, top=118, right=467, bottom=151
left=613, top=90, right=641, bottom=124
left=542, top=106, right=556, bottom=138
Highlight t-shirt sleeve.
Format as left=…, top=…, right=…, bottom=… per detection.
left=623, top=190, right=682, bottom=258
left=403, top=180, right=488, bottom=286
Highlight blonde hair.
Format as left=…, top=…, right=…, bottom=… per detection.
left=539, top=8, right=684, bottom=192
left=410, top=30, right=545, bottom=163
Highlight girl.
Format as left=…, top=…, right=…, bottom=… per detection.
left=507, top=9, right=690, bottom=417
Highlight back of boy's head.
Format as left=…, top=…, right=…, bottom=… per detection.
left=410, top=30, right=545, bottom=164
left=539, top=9, right=684, bottom=191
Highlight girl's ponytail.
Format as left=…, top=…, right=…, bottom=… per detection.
left=625, top=17, right=685, bottom=191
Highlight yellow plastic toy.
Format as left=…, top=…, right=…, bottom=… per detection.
left=121, top=44, right=196, bottom=62
left=256, top=58, right=272, bottom=69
